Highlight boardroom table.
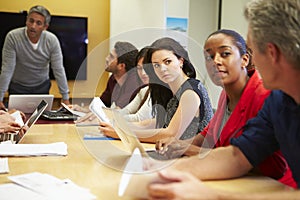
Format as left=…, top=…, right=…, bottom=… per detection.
left=0, top=123, right=292, bottom=199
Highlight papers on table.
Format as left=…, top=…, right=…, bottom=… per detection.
left=0, top=142, right=68, bottom=156
left=0, top=172, right=96, bottom=200
left=118, top=148, right=163, bottom=199
left=10, top=110, right=24, bottom=126
left=0, top=157, right=9, bottom=173
left=0, top=183, right=43, bottom=200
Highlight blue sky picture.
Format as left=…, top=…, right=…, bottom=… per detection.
left=166, top=17, right=188, bottom=32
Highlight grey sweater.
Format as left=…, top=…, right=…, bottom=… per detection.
left=0, top=27, right=69, bottom=100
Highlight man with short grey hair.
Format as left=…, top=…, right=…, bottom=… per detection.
left=0, top=5, right=70, bottom=110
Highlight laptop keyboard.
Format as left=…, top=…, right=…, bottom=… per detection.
left=42, top=110, right=77, bottom=120
left=146, top=150, right=182, bottom=160
left=0, top=133, right=15, bottom=143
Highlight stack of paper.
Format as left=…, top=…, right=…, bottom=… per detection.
left=0, top=142, right=68, bottom=156
left=0, top=172, right=96, bottom=200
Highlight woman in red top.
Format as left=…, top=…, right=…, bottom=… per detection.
left=157, top=29, right=296, bottom=188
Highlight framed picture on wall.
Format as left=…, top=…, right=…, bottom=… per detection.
left=166, top=17, right=188, bottom=48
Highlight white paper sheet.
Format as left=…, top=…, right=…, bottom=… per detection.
left=0, top=142, right=68, bottom=156
left=0, top=157, right=9, bottom=173
left=6, top=172, right=96, bottom=200
left=118, top=148, right=163, bottom=199
left=0, top=183, right=44, bottom=200
left=89, top=97, right=110, bottom=123
left=10, top=111, right=24, bottom=126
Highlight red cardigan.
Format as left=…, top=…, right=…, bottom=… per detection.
left=200, top=69, right=296, bottom=188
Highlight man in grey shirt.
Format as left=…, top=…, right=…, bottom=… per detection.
left=0, top=5, right=70, bottom=110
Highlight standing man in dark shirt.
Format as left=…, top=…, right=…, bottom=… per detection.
left=100, top=41, right=141, bottom=108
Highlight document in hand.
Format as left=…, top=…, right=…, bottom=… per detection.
left=89, top=97, right=110, bottom=123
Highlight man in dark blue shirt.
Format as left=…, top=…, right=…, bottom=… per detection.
left=231, top=90, right=300, bottom=187
left=147, top=0, right=300, bottom=199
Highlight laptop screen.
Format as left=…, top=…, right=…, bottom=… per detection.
left=8, top=94, right=53, bottom=113
left=13, top=100, right=48, bottom=144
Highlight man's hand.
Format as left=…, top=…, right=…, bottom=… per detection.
left=148, top=169, right=219, bottom=200
left=62, top=99, right=70, bottom=105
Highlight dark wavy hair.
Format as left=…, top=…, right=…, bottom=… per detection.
left=144, top=37, right=196, bottom=128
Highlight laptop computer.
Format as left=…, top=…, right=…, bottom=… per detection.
left=0, top=100, right=48, bottom=144
left=8, top=94, right=54, bottom=113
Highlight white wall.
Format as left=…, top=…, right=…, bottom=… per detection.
left=110, top=0, right=166, bottom=49
left=167, top=0, right=189, bottom=18
left=188, top=0, right=221, bottom=108
left=221, top=0, right=250, bottom=38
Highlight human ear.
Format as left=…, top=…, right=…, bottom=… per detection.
left=241, top=53, right=250, bottom=69
left=266, top=43, right=280, bottom=64
left=44, top=24, right=49, bottom=30
left=179, top=57, right=184, bottom=68
left=118, top=63, right=126, bottom=71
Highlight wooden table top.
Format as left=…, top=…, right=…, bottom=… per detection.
left=0, top=124, right=290, bottom=199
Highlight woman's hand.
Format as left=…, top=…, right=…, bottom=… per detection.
left=75, top=112, right=98, bottom=124
left=99, top=121, right=119, bottom=139
left=156, top=137, right=194, bottom=158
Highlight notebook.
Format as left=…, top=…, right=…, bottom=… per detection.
left=0, top=100, right=48, bottom=144
left=8, top=94, right=54, bottom=113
